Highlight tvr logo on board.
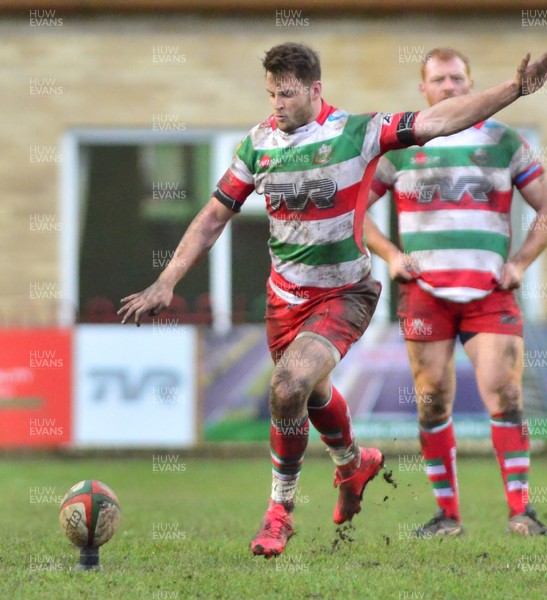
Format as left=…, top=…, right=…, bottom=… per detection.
left=87, top=369, right=182, bottom=402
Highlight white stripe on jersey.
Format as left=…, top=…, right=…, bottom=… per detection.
left=252, top=111, right=350, bottom=149
left=271, top=253, right=371, bottom=288
left=269, top=210, right=355, bottom=245
left=399, top=209, right=510, bottom=235
left=230, top=154, right=255, bottom=184
left=412, top=249, right=504, bottom=274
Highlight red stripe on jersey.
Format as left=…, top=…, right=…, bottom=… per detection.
left=419, top=269, right=498, bottom=291
left=395, top=189, right=513, bottom=214
left=266, top=180, right=362, bottom=220
left=217, top=169, right=255, bottom=204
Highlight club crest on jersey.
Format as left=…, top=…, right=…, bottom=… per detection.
left=265, top=178, right=337, bottom=211
left=470, top=148, right=490, bottom=166
left=312, top=144, right=333, bottom=165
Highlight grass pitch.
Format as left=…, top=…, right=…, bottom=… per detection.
left=1, top=451, right=546, bottom=600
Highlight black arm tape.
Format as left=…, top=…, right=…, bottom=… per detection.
left=396, top=111, right=419, bottom=146
left=213, top=189, right=242, bottom=213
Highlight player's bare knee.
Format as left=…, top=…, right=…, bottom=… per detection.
left=418, top=390, right=451, bottom=427
left=269, top=368, right=310, bottom=419
left=412, top=368, right=451, bottom=397
left=414, top=377, right=451, bottom=404
left=496, top=382, right=522, bottom=417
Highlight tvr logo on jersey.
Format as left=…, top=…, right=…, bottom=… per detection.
left=415, top=175, right=493, bottom=203
left=265, top=178, right=337, bottom=211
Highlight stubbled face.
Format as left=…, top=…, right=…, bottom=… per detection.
left=420, top=56, right=473, bottom=106
left=265, top=71, right=321, bottom=133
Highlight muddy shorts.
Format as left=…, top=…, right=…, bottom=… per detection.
left=266, top=276, right=382, bottom=363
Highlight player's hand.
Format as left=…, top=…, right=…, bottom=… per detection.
left=118, top=280, right=174, bottom=326
left=515, top=52, right=547, bottom=96
left=388, top=252, right=420, bottom=283
left=498, top=261, right=524, bottom=290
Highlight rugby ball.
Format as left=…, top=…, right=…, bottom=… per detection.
left=59, top=480, right=121, bottom=547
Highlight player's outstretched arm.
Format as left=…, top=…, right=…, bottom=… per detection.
left=499, top=173, right=547, bottom=290
left=118, top=197, right=235, bottom=326
left=414, top=52, right=547, bottom=143
left=364, top=191, right=417, bottom=282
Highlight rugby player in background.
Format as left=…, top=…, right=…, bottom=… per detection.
left=364, top=48, right=547, bottom=536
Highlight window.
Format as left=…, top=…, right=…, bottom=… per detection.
left=60, top=129, right=270, bottom=328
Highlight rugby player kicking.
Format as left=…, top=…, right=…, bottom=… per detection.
left=120, top=43, right=547, bottom=555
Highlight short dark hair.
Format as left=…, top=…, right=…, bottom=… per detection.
left=421, top=47, right=471, bottom=81
left=262, top=42, right=321, bottom=84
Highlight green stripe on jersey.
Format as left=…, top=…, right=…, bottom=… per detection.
left=248, top=114, right=370, bottom=174
left=507, top=472, right=529, bottom=482
left=269, top=236, right=362, bottom=266
left=392, top=145, right=515, bottom=171
left=236, top=136, right=256, bottom=172
left=401, top=230, right=509, bottom=258
left=497, top=127, right=523, bottom=158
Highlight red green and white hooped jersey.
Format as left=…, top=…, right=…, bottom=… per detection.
left=214, top=101, right=421, bottom=304
left=372, top=119, right=544, bottom=303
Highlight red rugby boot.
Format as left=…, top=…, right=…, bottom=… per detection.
left=250, top=499, right=294, bottom=558
left=333, top=447, right=384, bottom=524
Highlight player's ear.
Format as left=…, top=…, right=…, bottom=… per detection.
left=310, top=80, right=322, bottom=99
left=419, top=82, right=426, bottom=97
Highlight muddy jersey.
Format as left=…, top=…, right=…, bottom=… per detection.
left=215, top=101, right=421, bottom=304
left=372, top=119, right=543, bottom=303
